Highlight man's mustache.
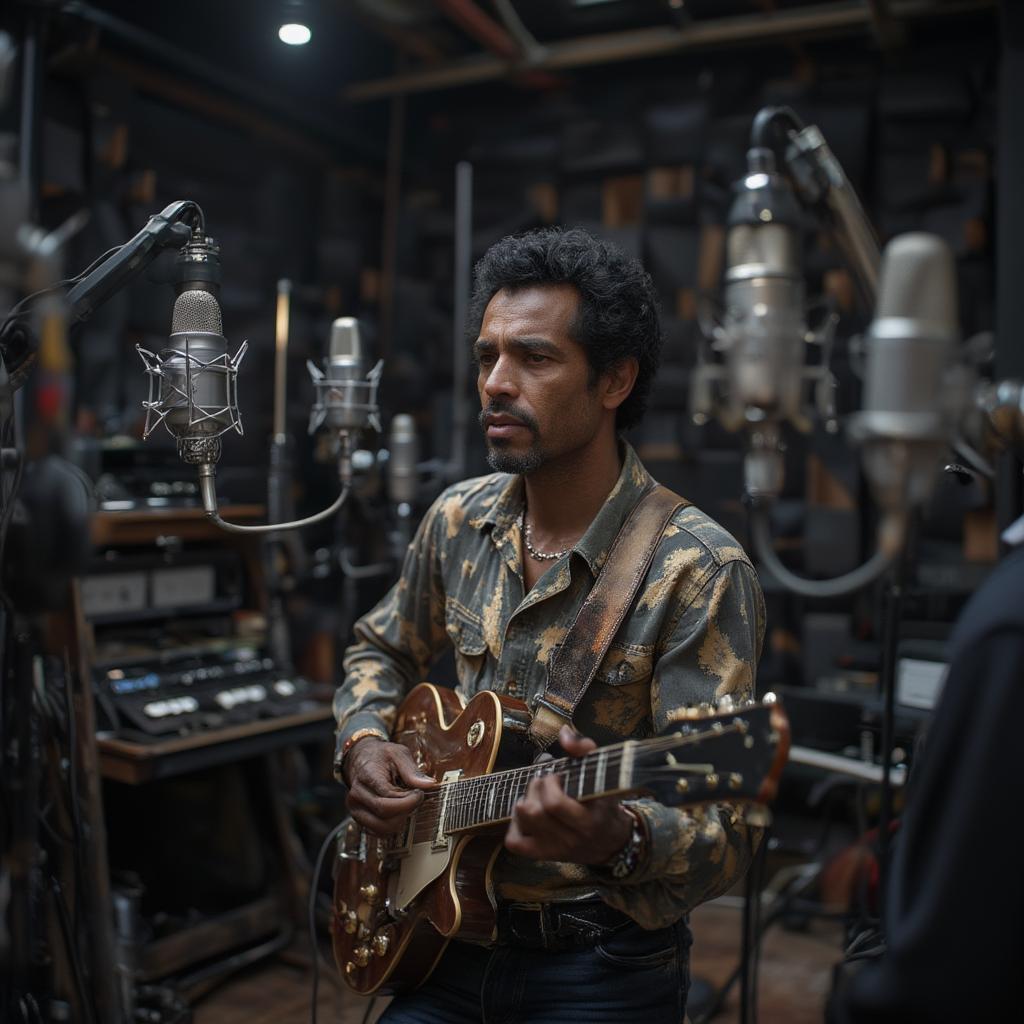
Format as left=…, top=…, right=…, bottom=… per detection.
left=478, top=403, right=540, bottom=435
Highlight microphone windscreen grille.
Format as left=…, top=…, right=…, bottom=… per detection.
left=172, top=290, right=223, bottom=334
left=875, top=233, right=957, bottom=327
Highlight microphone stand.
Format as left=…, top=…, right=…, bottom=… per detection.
left=874, top=519, right=915, bottom=922
left=265, top=278, right=293, bottom=670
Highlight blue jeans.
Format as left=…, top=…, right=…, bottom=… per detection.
left=378, top=919, right=691, bottom=1024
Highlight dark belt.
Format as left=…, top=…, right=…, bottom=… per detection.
left=495, top=899, right=634, bottom=953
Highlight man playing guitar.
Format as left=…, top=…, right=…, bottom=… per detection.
left=333, top=227, right=766, bottom=1023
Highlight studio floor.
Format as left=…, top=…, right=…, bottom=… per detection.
left=192, top=901, right=844, bottom=1024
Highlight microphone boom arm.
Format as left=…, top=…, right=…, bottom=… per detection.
left=66, top=200, right=203, bottom=322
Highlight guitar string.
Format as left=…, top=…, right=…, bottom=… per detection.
left=401, top=723, right=756, bottom=841
left=408, top=725, right=750, bottom=841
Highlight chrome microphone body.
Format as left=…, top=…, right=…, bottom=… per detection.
left=307, top=316, right=383, bottom=484
left=137, top=236, right=246, bottom=508
left=387, top=413, right=419, bottom=511
left=700, top=146, right=820, bottom=500
left=848, top=233, right=961, bottom=552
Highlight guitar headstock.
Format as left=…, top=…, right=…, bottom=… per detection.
left=632, top=693, right=789, bottom=809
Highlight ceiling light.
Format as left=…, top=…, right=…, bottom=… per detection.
left=279, top=22, right=311, bottom=46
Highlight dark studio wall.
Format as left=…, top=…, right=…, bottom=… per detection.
left=15, top=4, right=1003, bottom=695
left=381, top=12, right=999, bottom=693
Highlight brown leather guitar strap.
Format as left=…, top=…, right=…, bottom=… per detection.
left=528, top=483, right=690, bottom=750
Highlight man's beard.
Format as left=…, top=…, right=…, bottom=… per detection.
left=479, top=402, right=545, bottom=475
left=486, top=442, right=546, bottom=475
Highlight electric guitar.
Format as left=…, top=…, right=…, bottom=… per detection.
left=332, top=682, right=790, bottom=995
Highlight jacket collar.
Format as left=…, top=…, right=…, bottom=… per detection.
left=471, top=441, right=654, bottom=577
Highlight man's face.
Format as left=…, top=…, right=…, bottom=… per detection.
left=475, top=283, right=604, bottom=475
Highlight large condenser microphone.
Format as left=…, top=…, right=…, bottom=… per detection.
left=386, top=412, right=420, bottom=561
left=848, top=233, right=959, bottom=551
left=386, top=413, right=419, bottom=511
left=695, top=146, right=817, bottom=499
left=307, top=316, right=382, bottom=483
left=137, top=236, right=246, bottom=467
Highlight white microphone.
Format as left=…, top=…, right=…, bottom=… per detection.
left=849, top=233, right=960, bottom=550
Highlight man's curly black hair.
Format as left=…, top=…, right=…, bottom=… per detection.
left=468, top=227, right=662, bottom=432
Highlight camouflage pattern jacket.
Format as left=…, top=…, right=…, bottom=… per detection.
left=333, top=443, right=766, bottom=929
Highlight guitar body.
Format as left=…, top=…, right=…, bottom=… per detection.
left=332, top=682, right=789, bottom=996
left=331, top=683, right=533, bottom=995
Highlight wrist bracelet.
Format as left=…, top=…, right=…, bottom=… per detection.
left=600, top=806, right=646, bottom=880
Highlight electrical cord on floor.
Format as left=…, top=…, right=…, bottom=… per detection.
left=310, top=819, right=347, bottom=1024
left=175, top=926, right=295, bottom=1001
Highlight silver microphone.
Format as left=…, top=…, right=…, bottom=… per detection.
left=308, top=317, right=382, bottom=484
left=849, top=233, right=959, bottom=547
left=137, top=237, right=246, bottom=466
left=697, top=147, right=825, bottom=499
left=387, top=413, right=419, bottom=509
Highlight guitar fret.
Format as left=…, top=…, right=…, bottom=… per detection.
left=577, top=760, right=586, bottom=799
left=596, top=749, right=608, bottom=794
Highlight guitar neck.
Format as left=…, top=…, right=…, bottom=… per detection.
left=441, top=743, right=637, bottom=834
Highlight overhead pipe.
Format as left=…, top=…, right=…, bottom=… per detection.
left=434, top=0, right=523, bottom=60
left=343, top=0, right=994, bottom=101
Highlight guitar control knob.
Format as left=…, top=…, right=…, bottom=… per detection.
left=359, top=884, right=381, bottom=904
left=371, top=933, right=390, bottom=957
left=345, top=961, right=356, bottom=976
left=344, top=911, right=359, bottom=934
left=354, top=945, right=371, bottom=967
left=357, top=924, right=370, bottom=940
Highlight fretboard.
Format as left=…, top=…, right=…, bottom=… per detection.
left=441, top=742, right=636, bottom=834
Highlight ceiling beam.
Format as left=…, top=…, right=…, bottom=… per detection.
left=433, top=0, right=523, bottom=61
left=343, top=0, right=994, bottom=102
left=864, top=0, right=907, bottom=48
left=340, top=1, right=451, bottom=65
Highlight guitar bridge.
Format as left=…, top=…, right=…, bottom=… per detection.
left=434, top=769, right=463, bottom=849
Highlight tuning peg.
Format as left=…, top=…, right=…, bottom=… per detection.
left=698, top=701, right=713, bottom=715
left=718, top=694, right=735, bottom=711
left=761, top=691, right=778, bottom=705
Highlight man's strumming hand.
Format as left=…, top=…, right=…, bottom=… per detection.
left=343, top=738, right=436, bottom=835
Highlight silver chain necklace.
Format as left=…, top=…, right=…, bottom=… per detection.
left=521, top=512, right=571, bottom=562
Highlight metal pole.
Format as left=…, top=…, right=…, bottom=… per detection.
left=875, top=541, right=910, bottom=918
left=450, top=161, right=473, bottom=483
left=378, top=81, right=406, bottom=360
left=18, top=8, right=42, bottom=220
left=272, top=279, right=291, bottom=446
left=996, top=0, right=1024, bottom=542
left=267, top=279, right=293, bottom=670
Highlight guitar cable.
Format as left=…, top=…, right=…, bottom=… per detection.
left=309, top=819, right=347, bottom=1024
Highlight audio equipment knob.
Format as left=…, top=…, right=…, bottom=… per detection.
left=371, top=933, right=390, bottom=957
left=354, top=946, right=371, bottom=967
left=359, top=884, right=380, bottom=904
